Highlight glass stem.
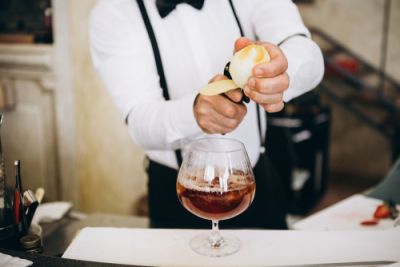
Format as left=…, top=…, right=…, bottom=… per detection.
left=209, top=220, right=223, bottom=248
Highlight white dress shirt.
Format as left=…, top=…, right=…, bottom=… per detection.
left=90, top=0, right=324, bottom=169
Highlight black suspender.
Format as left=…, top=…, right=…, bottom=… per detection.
left=137, top=0, right=170, bottom=100
left=228, top=0, right=244, bottom=37
left=227, top=0, right=264, bottom=150
left=137, top=0, right=264, bottom=167
left=137, top=0, right=183, bottom=165
left=278, top=33, right=308, bottom=46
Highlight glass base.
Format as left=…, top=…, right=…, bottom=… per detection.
left=189, top=232, right=240, bottom=257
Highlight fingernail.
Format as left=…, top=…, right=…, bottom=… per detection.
left=248, top=79, right=256, bottom=88
left=254, top=68, right=263, bottom=76
left=244, top=86, right=250, bottom=94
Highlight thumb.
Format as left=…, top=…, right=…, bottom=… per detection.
left=234, top=37, right=253, bottom=53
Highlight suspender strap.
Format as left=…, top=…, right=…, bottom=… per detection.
left=278, top=33, right=308, bottom=46
left=137, top=0, right=183, bottom=166
left=137, top=0, right=170, bottom=100
left=228, top=0, right=244, bottom=37
left=228, top=0, right=264, bottom=149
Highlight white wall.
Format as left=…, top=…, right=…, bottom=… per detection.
left=68, top=0, right=147, bottom=215
left=299, top=0, right=399, bottom=179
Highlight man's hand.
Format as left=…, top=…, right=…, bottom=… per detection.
left=194, top=75, right=247, bottom=134
left=235, top=37, right=289, bottom=113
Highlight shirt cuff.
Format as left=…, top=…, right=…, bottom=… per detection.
left=165, top=92, right=204, bottom=149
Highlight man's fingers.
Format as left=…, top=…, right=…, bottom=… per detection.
left=198, top=94, right=247, bottom=120
left=200, top=121, right=235, bottom=135
left=195, top=71, right=249, bottom=134
left=254, top=61, right=287, bottom=79
left=262, top=101, right=285, bottom=113
left=224, top=88, right=243, bottom=103
left=213, top=97, right=247, bottom=119
left=253, top=44, right=288, bottom=78
left=243, top=89, right=283, bottom=105
left=247, top=73, right=289, bottom=94
left=210, top=111, right=241, bottom=131
left=197, top=112, right=235, bottom=134
left=196, top=98, right=246, bottom=134
left=234, top=37, right=253, bottom=53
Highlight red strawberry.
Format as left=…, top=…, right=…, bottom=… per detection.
left=360, top=219, right=379, bottom=226
left=373, top=204, right=391, bottom=219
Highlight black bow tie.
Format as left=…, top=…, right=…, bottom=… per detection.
left=156, top=0, right=205, bottom=18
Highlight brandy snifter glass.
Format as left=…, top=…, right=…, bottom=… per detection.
left=176, top=138, right=255, bottom=257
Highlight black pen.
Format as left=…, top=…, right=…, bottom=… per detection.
left=23, top=190, right=38, bottom=228
left=14, top=160, right=28, bottom=235
left=0, top=113, right=6, bottom=224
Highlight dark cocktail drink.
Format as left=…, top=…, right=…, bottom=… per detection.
left=177, top=174, right=255, bottom=221
left=176, top=138, right=255, bottom=257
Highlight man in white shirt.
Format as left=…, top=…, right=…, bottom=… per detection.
left=90, top=0, right=324, bottom=229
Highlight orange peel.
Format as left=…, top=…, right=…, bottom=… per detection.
left=199, top=44, right=270, bottom=96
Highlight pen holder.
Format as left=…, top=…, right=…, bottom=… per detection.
left=0, top=208, right=22, bottom=249
left=0, top=210, right=42, bottom=253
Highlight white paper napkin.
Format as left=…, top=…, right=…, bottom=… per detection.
left=0, top=252, right=32, bottom=267
left=62, top=227, right=400, bottom=267
left=293, top=194, right=400, bottom=230
left=31, top=201, right=72, bottom=224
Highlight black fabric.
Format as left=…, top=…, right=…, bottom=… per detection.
left=156, top=0, right=204, bottom=18
left=147, top=155, right=288, bottom=229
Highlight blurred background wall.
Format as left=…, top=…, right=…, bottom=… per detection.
left=68, top=0, right=147, bottom=215
left=299, top=0, right=399, bottom=180
left=0, top=0, right=399, bottom=216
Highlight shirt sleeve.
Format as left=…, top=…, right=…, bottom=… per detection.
left=250, top=0, right=324, bottom=102
left=89, top=0, right=203, bottom=150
